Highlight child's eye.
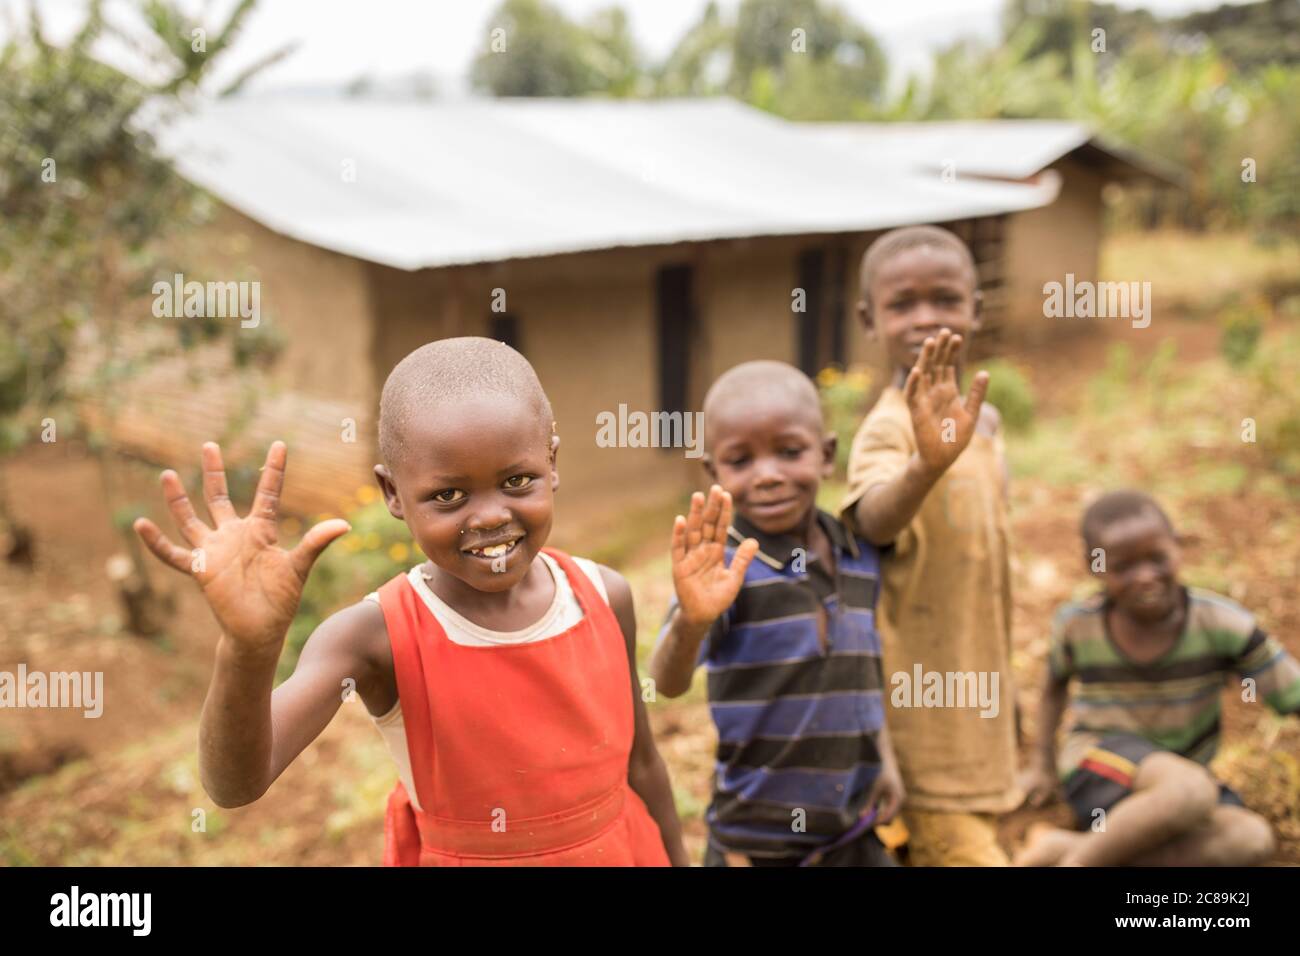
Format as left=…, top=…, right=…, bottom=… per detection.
left=503, top=475, right=533, bottom=489
left=431, top=489, right=465, bottom=503
left=780, top=447, right=805, bottom=458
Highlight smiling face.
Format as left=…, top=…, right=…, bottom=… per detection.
left=1092, top=510, right=1183, bottom=624
left=705, top=396, right=834, bottom=537
left=375, top=393, right=557, bottom=594
left=861, top=244, right=981, bottom=376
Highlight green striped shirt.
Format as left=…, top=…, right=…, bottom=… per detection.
left=1050, top=587, right=1300, bottom=768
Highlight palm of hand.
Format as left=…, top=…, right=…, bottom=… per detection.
left=197, top=519, right=305, bottom=646
left=903, top=330, right=989, bottom=472
left=910, top=380, right=976, bottom=469
left=671, top=486, right=759, bottom=628
left=674, top=537, right=741, bottom=623
left=133, top=441, right=350, bottom=650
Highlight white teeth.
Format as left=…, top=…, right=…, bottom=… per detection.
left=478, top=542, right=513, bottom=557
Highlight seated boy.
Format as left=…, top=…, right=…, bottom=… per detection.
left=1017, top=490, right=1300, bottom=866
left=840, top=225, right=1020, bottom=865
left=648, top=361, right=904, bottom=866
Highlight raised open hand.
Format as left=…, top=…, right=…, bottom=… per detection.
left=671, top=485, right=759, bottom=630
left=904, top=328, right=990, bottom=475
left=132, top=441, right=350, bottom=650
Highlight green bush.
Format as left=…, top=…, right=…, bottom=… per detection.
left=978, top=358, right=1036, bottom=433
left=279, top=493, right=420, bottom=680
left=1220, top=299, right=1267, bottom=368
left=1244, top=329, right=1300, bottom=478
left=816, top=365, right=873, bottom=474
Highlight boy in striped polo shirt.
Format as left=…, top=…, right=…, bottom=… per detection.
left=649, top=361, right=904, bottom=866
left=1017, top=491, right=1300, bottom=866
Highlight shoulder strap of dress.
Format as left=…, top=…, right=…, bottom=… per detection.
left=376, top=572, right=438, bottom=817
left=543, top=547, right=622, bottom=638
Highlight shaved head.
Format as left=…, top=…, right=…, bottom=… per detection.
left=1081, top=490, right=1175, bottom=554
left=859, top=224, right=977, bottom=305
left=703, top=361, right=823, bottom=452
left=378, top=337, right=553, bottom=468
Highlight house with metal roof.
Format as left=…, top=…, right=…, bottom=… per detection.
left=806, top=119, right=1175, bottom=341
left=102, top=96, right=1132, bottom=525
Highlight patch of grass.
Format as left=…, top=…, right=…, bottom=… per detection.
left=979, top=359, right=1036, bottom=433
left=1103, top=231, right=1300, bottom=319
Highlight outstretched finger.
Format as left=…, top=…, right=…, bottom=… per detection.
left=160, top=469, right=209, bottom=546
left=700, top=485, right=726, bottom=544
left=250, top=441, right=287, bottom=525
left=941, top=332, right=963, bottom=371
left=715, top=489, right=735, bottom=545
left=289, top=518, right=351, bottom=582
left=201, top=442, right=239, bottom=525
left=915, top=336, right=937, bottom=383
left=964, top=369, right=990, bottom=417
left=903, top=365, right=923, bottom=405
left=684, top=491, right=705, bottom=551
left=940, top=339, right=960, bottom=389
left=133, top=517, right=195, bottom=574
left=728, top=537, right=759, bottom=586
left=671, top=514, right=688, bottom=565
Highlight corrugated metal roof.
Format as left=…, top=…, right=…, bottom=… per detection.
left=804, top=119, right=1166, bottom=183
left=154, top=96, right=1060, bottom=271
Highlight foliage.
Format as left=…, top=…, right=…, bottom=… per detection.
left=0, top=0, right=285, bottom=449
left=912, top=2, right=1300, bottom=235
left=816, top=365, right=872, bottom=473
left=469, top=0, right=645, bottom=97
left=1220, top=297, right=1267, bottom=367
left=979, top=358, right=1037, bottom=433
left=281, top=492, right=420, bottom=678
left=472, top=0, right=1299, bottom=233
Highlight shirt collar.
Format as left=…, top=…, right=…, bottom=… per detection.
left=727, top=507, right=860, bottom=571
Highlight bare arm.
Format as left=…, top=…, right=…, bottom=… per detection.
left=866, top=718, right=905, bottom=823
left=648, top=609, right=712, bottom=700
left=1020, top=665, right=1070, bottom=809
left=600, top=566, right=690, bottom=866
left=133, top=441, right=356, bottom=808
left=647, top=486, right=757, bottom=699
left=851, top=455, right=944, bottom=547
left=850, top=330, right=990, bottom=546
left=200, top=602, right=387, bottom=807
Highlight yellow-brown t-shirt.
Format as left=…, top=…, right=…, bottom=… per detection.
left=840, top=386, right=1021, bottom=813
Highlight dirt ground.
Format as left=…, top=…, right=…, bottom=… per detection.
left=1, top=310, right=1297, bottom=866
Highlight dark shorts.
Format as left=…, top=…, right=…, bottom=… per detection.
left=1063, top=733, right=1245, bottom=830
left=704, top=827, right=898, bottom=867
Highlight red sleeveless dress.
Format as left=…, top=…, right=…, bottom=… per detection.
left=377, top=547, right=670, bottom=866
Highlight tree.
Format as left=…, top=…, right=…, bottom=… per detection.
left=470, top=0, right=644, bottom=97
left=655, top=1, right=732, bottom=96
left=915, top=20, right=1072, bottom=120
left=0, top=0, right=284, bottom=626
left=659, top=0, right=887, bottom=119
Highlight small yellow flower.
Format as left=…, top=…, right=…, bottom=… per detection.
left=388, top=542, right=409, bottom=563
left=356, top=485, right=378, bottom=504
left=846, top=369, right=871, bottom=391
left=816, top=366, right=842, bottom=388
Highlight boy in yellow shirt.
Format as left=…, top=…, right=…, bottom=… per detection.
left=840, top=225, right=1021, bottom=865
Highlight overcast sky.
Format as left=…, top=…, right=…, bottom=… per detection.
left=6, top=0, right=1260, bottom=93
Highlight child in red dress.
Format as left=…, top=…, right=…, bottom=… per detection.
left=134, top=337, right=684, bottom=866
